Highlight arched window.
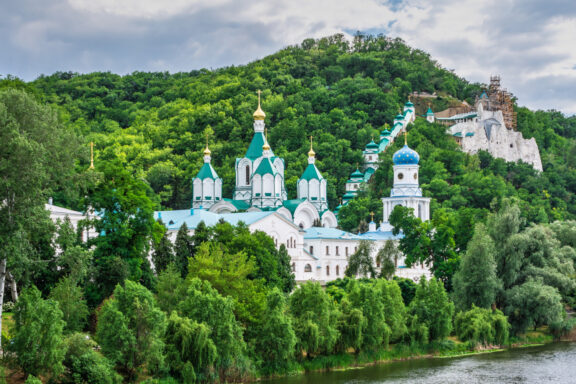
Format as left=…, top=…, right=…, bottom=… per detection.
left=336, top=265, right=340, bottom=275
left=304, top=264, right=312, bottom=272
left=309, top=246, right=314, bottom=255
left=291, top=263, right=295, bottom=272
left=245, top=165, right=250, bottom=185
left=326, top=265, right=330, bottom=276
left=326, top=246, right=330, bottom=255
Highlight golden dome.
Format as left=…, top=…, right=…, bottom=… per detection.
left=203, top=146, right=211, bottom=156
left=263, top=127, right=271, bottom=151
left=308, top=135, right=315, bottom=157
left=253, top=90, right=266, bottom=120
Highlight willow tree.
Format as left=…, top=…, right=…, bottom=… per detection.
left=0, top=90, right=78, bottom=351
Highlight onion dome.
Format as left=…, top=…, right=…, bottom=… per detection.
left=350, top=168, right=364, bottom=179
left=393, top=145, right=420, bottom=165
left=366, top=140, right=379, bottom=150
left=253, top=90, right=266, bottom=120
left=203, top=145, right=211, bottom=156
left=308, top=136, right=316, bottom=158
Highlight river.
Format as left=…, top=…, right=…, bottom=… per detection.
left=265, top=342, right=576, bottom=384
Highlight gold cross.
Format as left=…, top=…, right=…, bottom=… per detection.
left=257, top=90, right=262, bottom=107
left=404, top=130, right=408, bottom=145
left=370, top=212, right=374, bottom=222
left=89, top=142, right=94, bottom=169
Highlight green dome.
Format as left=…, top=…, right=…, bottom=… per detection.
left=365, top=140, right=379, bottom=150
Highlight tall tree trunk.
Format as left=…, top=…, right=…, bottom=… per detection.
left=7, top=271, right=17, bottom=302
left=0, top=258, right=6, bottom=352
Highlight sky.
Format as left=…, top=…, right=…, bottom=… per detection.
left=1, top=0, right=575, bottom=115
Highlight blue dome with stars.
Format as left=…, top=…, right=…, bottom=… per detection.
left=393, top=145, right=420, bottom=165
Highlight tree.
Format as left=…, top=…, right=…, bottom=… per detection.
left=178, top=278, right=247, bottom=377
left=504, top=280, right=564, bottom=334
left=390, top=206, right=459, bottom=288
left=173, top=223, right=193, bottom=278
left=376, top=279, right=407, bottom=342
left=164, top=311, right=217, bottom=382
left=156, top=264, right=187, bottom=314
left=345, top=240, right=376, bottom=278
left=276, top=245, right=296, bottom=293
left=50, top=276, right=89, bottom=333
left=454, top=306, right=509, bottom=346
left=151, top=223, right=174, bottom=274
left=409, top=278, right=454, bottom=342
left=10, top=286, right=66, bottom=379
left=61, top=333, right=122, bottom=384
left=187, top=241, right=267, bottom=325
left=452, top=224, right=501, bottom=310
left=0, top=89, right=78, bottom=350
left=254, top=289, right=297, bottom=374
left=289, top=282, right=339, bottom=357
left=85, top=153, right=160, bottom=305
left=336, top=299, right=365, bottom=353
left=377, top=240, right=400, bottom=279
left=347, top=281, right=390, bottom=349
left=96, top=281, right=166, bottom=381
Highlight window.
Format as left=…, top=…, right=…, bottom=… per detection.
left=345, top=247, right=349, bottom=256
left=336, top=265, right=340, bottom=275
left=309, top=246, right=314, bottom=255
left=398, top=172, right=404, bottom=180
left=326, top=265, right=330, bottom=276
left=304, top=264, right=312, bottom=273
left=377, top=261, right=381, bottom=268
left=336, top=246, right=339, bottom=256
left=245, top=165, right=250, bottom=185
left=414, top=173, right=418, bottom=180
left=286, top=240, right=290, bottom=248
left=326, top=246, right=330, bottom=255
left=354, top=246, right=358, bottom=252
left=291, top=263, right=295, bottom=272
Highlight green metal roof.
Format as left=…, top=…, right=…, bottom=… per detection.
left=223, top=198, right=251, bottom=210
left=426, top=107, right=434, bottom=116
left=350, top=168, right=364, bottom=178
left=395, top=114, right=405, bottom=120
left=254, top=157, right=278, bottom=176
left=453, top=132, right=463, bottom=137
left=365, top=140, right=379, bottom=150
left=244, top=132, right=269, bottom=159
left=300, top=163, right=323, bottom=181
left=381, top=129, right=391, bottom=136
left=283, top=199, right=306, bottom=214
left=405, top=101, right=414, bottom=107
left=195, top=163, right=219, bottom=180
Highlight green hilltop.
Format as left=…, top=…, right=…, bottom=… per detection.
left=5, top=33, right=576, bottom=233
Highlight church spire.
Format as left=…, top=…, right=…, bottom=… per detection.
left=308, top=136, right=315, bottom=158
left=253, top=90, right=266, bottom=121
left=203, top=133, right=212, bottom=162
left=262, top=127, right=271, bottom=154
left=89, top=142, right=95, bottom=170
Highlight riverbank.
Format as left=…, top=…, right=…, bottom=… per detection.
left=260, top=331, right=555, bottom=382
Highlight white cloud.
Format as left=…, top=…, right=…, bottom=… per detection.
left=1, top=0, right=575, bottom=114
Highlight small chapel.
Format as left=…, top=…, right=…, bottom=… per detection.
left=191, top=92, right=338, bottom=229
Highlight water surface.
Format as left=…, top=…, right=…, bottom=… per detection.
left=266, top=343, right=576, bottom=384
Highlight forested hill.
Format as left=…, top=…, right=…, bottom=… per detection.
left=6, top=34, right=576, bottom=229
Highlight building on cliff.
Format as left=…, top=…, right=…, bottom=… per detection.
left=435, top=76, right=543, bottom=172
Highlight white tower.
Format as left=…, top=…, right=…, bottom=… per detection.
left=297, top=137, right=328, bottom=212
left=192, top=142, right=222, bottom=209
left=426, top=105, right=435, bottom=123
left=381, top=133, right=430, bottom=231
left=251, top=131, right=284, bottom=209
left=363, top=139, right=380, bottom=170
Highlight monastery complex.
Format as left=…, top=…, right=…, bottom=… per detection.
left=48, top=79, right=541, bottom=284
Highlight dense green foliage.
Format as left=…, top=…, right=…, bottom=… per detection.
left=2, top=33, right=576, bottom=382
